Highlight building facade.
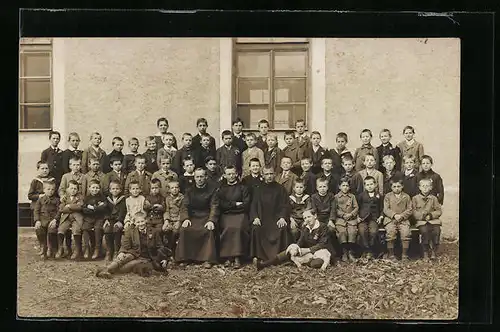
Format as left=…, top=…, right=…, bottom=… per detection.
left=18, top=37, right=460, bottom=237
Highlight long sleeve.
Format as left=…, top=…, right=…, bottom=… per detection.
left=218, top=188, right=236, bottom=211
left=179, top=193, right=190, bottom=221
left=40, top=149, right=48, bottom=163
left=376, top=172, right=384, bottom=196
left=124, top=173, right=133, bottom=196
left=28, top=180, right=41, bottom=202
left=94, top=197, right=108, bottom=214
left=207, top=189, right=220, bottom=224
left=241, top=185, right=251, bottom=211
left=436, top=174, right=445, bottom=205
left=58, top=175, right=68, bottom=198
left=277, top=186, right=290, bottom=220
left=411, top=196, right=425, bottom=220
left=81, top=176, right=88, bottom=198
left=33, top=199, right=42, bottom=221
left=351, top=195, right=359, bottom=217
left=81, top=149, right=89, bottom=174
left=430, top=197, right=443, bottom=219
left=156, top=149, right=166, bottom=169
left=400, top=196, right=413, bottom=220
left=372, top=148, right=379, bottom=171
left=309, top=226, right=329, bottom=253
left=172, top=150, right=182, bottom=176
left=61, top=150, right=71, bottom=174
left=249, top=188, right=260, bottom=221
left=257, top=149, right=265, bottom=171
left=124, top=198, right=132, bottom=223
left=383, top=195, right=396, bottom=219
left=68, top=196, right=83, bottom=212
left=163, top=198, right=172, bottom=221
left=418, top=143, right=425, bottom=164
left=329, top=197, right=337, bottom=221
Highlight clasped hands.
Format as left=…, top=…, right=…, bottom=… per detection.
left=252, top=217, right=287, bottom=228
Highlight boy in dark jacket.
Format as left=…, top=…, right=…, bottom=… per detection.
left=81, top=180, right=108, bottom=260
left=33, top=181, right=59, bottom=259
left=40, top=130, right=64, bottom=187
left=122, top=137, right=140, bottom=175
left=145, top=179, right=166, bottom=238
left=102, top=137, right=125, bottom=174
left=173, top=133, right=195, bottom=176
left=61, top=132, right=83, bottom=174
left=103, top=180, right=127, bottom=260
left=416, top=155, right=445, bottom=205
left=377, top=129, right=401, bottom=173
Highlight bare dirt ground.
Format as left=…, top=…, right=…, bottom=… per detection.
left=17, top=232, right=458, bottom=320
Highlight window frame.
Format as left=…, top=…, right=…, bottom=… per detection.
left=19, top=40, right=53, bottom=132
left=233, top=41, right=310, bottom=131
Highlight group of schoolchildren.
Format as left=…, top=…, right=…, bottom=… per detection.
left=28, top=116, right=445, bottom=274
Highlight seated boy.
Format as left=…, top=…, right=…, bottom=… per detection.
left=412, top=178, right=443, bottom=260
left=356, top=176, right=383, bottom=260
left=103, top=180, right=127, bottom=260
left=310, top=178, right=337, bottom=233
left=289, top=180, right=312, bottom=242
left=33, top=180, right=59, bottom=259
left=81, top=180, right=108, bottom=260
left=81, top=158, right=105, bottom=197
left=152, top=156, right=178, bottom=197
left=275, top=156, right=299, bottom=195
left=178, top=157, right=196, bottom=194
left=334, top=177, right=360, bottom=262
left=58, top=157, right=85, bottom=198
left=124, top=181, right=150, bottom=230
left=298, top=157, right=316, bottom=195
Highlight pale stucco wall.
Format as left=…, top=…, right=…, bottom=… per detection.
left=325, top=38, right=460, bottom=238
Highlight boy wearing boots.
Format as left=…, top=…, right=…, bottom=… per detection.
left=412, top=178, right=443, bottom=261
left=103, top=180, right=127, bottom=260
left=124, top=181, right=150, bottom=230
left=33, top=181, right=59, bottom=259
left=53, top=180, right=84, bottom=260
left=145, top=179, right=166, bottom=238
left=81, top=180, right=108, bottom=260
left=162, top=181, right=184, bottom=257
left=334, top=177, right=360, bottom=262
left=382, top=178, right=413, bottom=261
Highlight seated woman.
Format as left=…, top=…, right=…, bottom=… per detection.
left=175, top=168, right=219, bottom=269
left=256, top=209, right=336, bottom=271
left=95, top=218, right=169, bottom=279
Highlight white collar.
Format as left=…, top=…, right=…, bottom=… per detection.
left=405, top=139, right=415, bottom=146
left=312, top=145, right=320, bottom=152
left=289, top=194, right=310, bottom=203
left=306, top=219, right=320, bottom=231
left=183, top=172, right=194, bottom=176
left=405, top=169, right=414, bottom=176
left=68, top=146, right=77, bottom=152
left=233, top=132, right=242, bottom=138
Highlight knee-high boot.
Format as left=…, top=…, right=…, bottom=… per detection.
left=55, top=233, right=65, bottom=259
left=113, top=231, right=122, bottom=258
left=64, top=231, right=72, bottom=258
left=256, top=251, right=289, bottom=271
left=92, top=229, right=103, bottom=259
left=71, top=234, right=83, bottom=260
left=82, top=231, right=91, bottom=259
left=48, top=233, right=58, bottom=258
left=35, top=228, right=48, bottom=258
left=401, top=240, right=410, bottom=261
left=104, top=233, right=114, bottom=261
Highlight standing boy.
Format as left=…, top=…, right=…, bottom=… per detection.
left=332, top=132, right=352, bottom=161
left=61, top=132, right=83, bottom=174
left=307, top=131, right=333, bottom=175
left=340, top=155, right=364, bottom=197
left=143, top=136, right=159, bottom=174
left=382, top=155, right=404, bottom=195
left=59, top=157, right=84, bottom=198
left=310, top=178, right=337, bottom=233
left=40, top=130, right=64, bottom=186
left=298, top=157, right=316, bottom=196
left=28, top=162, right=55, bottom=212
left=289, top=180, right=312, bottom=242
left=122, top=137, right=140, bottom=175
left=357, top=176, right=383, bottom=260
left=402, top=155, right=419, bottom=198
left=377, top=129, right=401, bottom=173
left=242, top=133, right=265, bottom=178
left=316, top=157, right=341, bottom=195
left=178, top=157, right=196, bottom=194
left=231, top=118, right=248, bottom=154
left=275, top=156, right=299, bottom=195
left=102, top=157, right=127, bottom=197
left=263, top=134, right=283, bottom=175
left=33, top=181, right=59, bottom=259
left=156, top=133, right=177, bottom=170
left=81, top=158, right=105, bottom=197
left=334, top=178, right=360, bottom=262
left=172, top=133, right=194, bottom=176
left=152, top=157, right=178, bottom=197
left=282, top=131, right=304, bottom=176
left=81, top=132, right=107, bottom=174
left=102, top=137, right=125, bottom=174
left=124, top=155, right=152, bottom=196
left=162, top=181, right=184, bottom=257
left=192, top=118, right=216, bottom=152
left=354, top=129, right=379, bottom=172
left=294, top=119, right=311, bottom=157
left=416, top=155, right=444, bottom=205
left=241, top=158, right=264, bottom=199
left=255, top=119, right=270, bottom=151
left=193, top=133, right=216, bottom=169
left=358, top=154, right=384, bottom=196
left=216, top=130, right=242, bottom=176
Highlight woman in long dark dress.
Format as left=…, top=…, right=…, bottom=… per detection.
left=175, top=168, right=219, bottom=268
left=154, top=117, right=178, bottom=150
left=217, top=166, right=251, bottom=269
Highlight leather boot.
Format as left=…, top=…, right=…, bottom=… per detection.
left=96, top=260, right=121, bottom=279
left=92, top=229, right=103, bottom=260
left=401, top=241, right=410, bottom=262
left=64, top=231, right=72, bottom=258
left=113, top=232, right=122, bottom=258
left=429, top=242, right=437, bottom=260
left=104, top=234, right=114, bottom=261
left=48, top=233, right=57, bottom=258
left=341, top=245, right=349, bottom=262
left=386, top=241, right=396, bottom=261
left=55, top=233, right=65, bottom=259
left=256, top=251, right=289, bottom=271
left=82, top=231, right=91, bottom=260
left=35, top=229, right=47, bottom=257
left=234, top=257, right=241, bottom=269
left=71, top=234, right=83, bottom=260
left=348, top=244, right=357, bottom=262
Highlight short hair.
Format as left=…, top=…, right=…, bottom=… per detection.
left=363, top=176, right=376, bottom=184
left=258, top=119, right=269, bottom=127
left=157, top=117, right=169, bottom=127
left=316, top=177, right=328, bottom=185
left=262, top=165, right=275, bottom=173
left=403, top=154, right=416, bottom=162
left=295, top=119, right=305, bottom=126
left=300, top=156, right=312, bottom=163
left=108, top=180, right=122, bottom=189
left=67, top=132, right=80, bottom=141
left=284, top=131, right=295, bottom=138
left=390, top=178, right=404, bottom=185
left=221, top=130, right=232, bottom=138
left=302, top=208, right=316, bottom=217
left=281, top=156, right=293, bottom=163
left=165, top=132, right=175, bottom=139
left=36, top=161, right=48, bottom=169
left=363, top=153, right=376, bottom=161
left=403, top=125, right=415, bottom=134
left=182, top=157, right=195, bottom=166
left=48, top=130, right=61, bottom=139
left=158, top=155, right=172, bottom=163
left=421, top=155, right=434, bottom=164
left=112, top=136, right=124, bottom=145
left=266, top=133, right=277, bottom=140
left=69, top=157, right=81, bottom=164
left=294, top=179, right=305, bottom=187
left=382, top=155, right=395, bottom=163
left=181, top=133, right=192, bottom=140
left=168, top=180, right=180, bottom=187
left=310, top=131, right=321, bottom=139
left=380, top=129, right=392, bottom=137
left=90, top=132, right=101, bottom=140
left=88, top=179, right=101, bottom=187
left=339, top=176, right=350, bottom=186
left=360, top=128, right=373, bottom=138
left=145, top=136, right=156, bottom=146
left=88, top=157, right=100, bottom=165
left=418, top=178, right=433, bottom=187
left=224, top=165, right=237, bottom=172
left=342, top=155, right=354, bottom=163
left=200, top=133, right=211, bottom=139
left=128, top=137, right=139, bottom=144
left=205, top=156, right=216, bottom=164
left=134, top=154, right=146, bottom=163
left=194, top=167, right=207, bottom=175
left=232, top=118, right=244, bottom=126
left=336, top=132, right=348, bottom=142
left=43, top=180, right=56, bottom=188
left=249, top=157, right=261, bottom=166
left=196, top=118, right=208, bottom=126
left=128, top=180, right=140, bottom=189
left=150, top=178, right=162, bottom=187
left=245, top=132, right=256, bottom=140
left=321, top=157, right=333, bottom=164
left=67, top=180, right=79, bottom=187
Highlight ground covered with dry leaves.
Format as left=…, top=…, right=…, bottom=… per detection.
left=17, top=232, right=458, bottom=320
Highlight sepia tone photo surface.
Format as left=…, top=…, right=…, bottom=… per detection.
left=18, top=37, right=459, bottom=319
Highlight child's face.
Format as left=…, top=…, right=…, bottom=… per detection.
left=183, top=161, right=195, bottom=174
left=245, top=136, right=256, bottom=148
left=38, top=163, right=50, bottom=177
left=160, top=159, right=171, bottom=171
left=135, top=158, right=146, bottom=171
left=182, top=136, right=192, bottom=147
left=67, top=184, right=78, bottom=196
left=364, top=156, right=376, bottom=169
left=419, top=181, right=432, bottom=195
left=232, top=122, right=243, bottom=134
left=89, top=183, right=100, bottom=196
left=295, top=122, right=305, bottom=134
left=403, top=129, right=414, bottom=141
left=322, top=159, right=333, bottom=172
left=360, top=132, right=372, bottom=145
left=158, top=121, right=169, bottom=133
left=284, top=135, right=295, bottom=146
left=129, top=184, right=141, bottom=197
left=293, top=183, right=305, bottom=196
left=404, top=159, right=415, bottom=171
left=311, top=134, right=321, bottom=146
left=364, top=180, right=376, bottom=193
left=391, top=182, right=404, bottom=194
left=109, top=183, right=121, bottom=197
left=250, top=162, right=261, bottom=175
left=206, top=160, right=217, bottom=172
left=43, top=184, right=56, bottom=197
left=112, top=161, right=122, bottom=172
left=91, top=135, right=102, bottom=147
left=281, top=158, right=292, bottom=171
left=339, top=182, right=350, bottom=194
left=224, top=168, right=238, bottom=183
left=258, top=123, right=269, bottom=135
left=201, top=136, right=211, bottom=148
left=69, top=135, right=80, bottom=149
left=380, top=131, right=391, bottom=144
left=146, top=140, right=157, bottom=151
left=266, top=136, right=277, bottom=148
left=197, top=122, right=208, bottom=133
left=89, top=160, right=100, bottom=172
left=164, top=136, right=174, bottom=148
left=150, top=183, right=160, bottom=195
left=421, top=159, right=432, bottom=172
left=303, top=211, right=316, bottom=227
left=70, top=161, right=81, bottom=173
left=336, top=137, right=347, bottom=150
left=50, top=134, right=60, bottom=147
left=129, top=140, right=139, bottom=152
left=168, top=183, right=180, bottom=196
left=383, top=158, right=395, bottom=172
left=301, top=159, right=312, bottom=172
left=317, top=182, right=328, bottom=195
left=113, top=140, right=124, bottom=152
left=222, top=135, right=233, bottom=146
left=342, top=160, right=354, bottom=173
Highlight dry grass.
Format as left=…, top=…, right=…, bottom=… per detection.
left=17, top=233, right=458, bottom=320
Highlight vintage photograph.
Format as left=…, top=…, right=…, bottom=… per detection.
left=17, top=37, right=459, bottom=319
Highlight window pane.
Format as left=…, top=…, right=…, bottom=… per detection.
left=237, top=52, right=270, bottom=77
left=21, top=53, right=50, bottom=77
left=274, top=105, right=306, bottom=129
left=237, top=79, right=269, bottom=103
left=274, top=79, right=306, bottom=103
left=20, top=106, right=51, bottom=129
left=20, top=79, right=51, bottom=103
left=236, top=105, right=269, bottom=129
left=275, top=51, right=306, bottom=76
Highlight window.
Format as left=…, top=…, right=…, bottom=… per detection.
left=19, top=39, right=52, bottom=130
left=234, top=39, right=309, bottom=130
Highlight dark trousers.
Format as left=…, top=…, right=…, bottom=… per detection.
left=418, top=224, right=441, bottom=246
left=358, top=219, right=379, bottom=249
